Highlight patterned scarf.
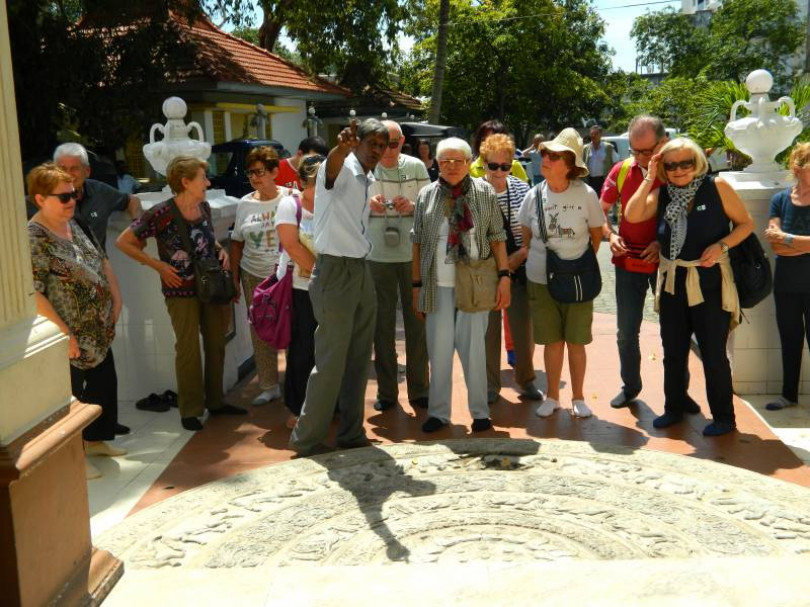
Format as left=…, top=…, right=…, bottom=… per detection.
left=663, top=174, right=706, bottom=260
left=440, top=175, right=474, bottom=262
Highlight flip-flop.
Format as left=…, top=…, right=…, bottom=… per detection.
left=136, top=393, right=170, bottom=412
left=161, top=390, right=179, bottom=408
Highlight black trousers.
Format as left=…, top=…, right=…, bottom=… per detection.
left=587, top=175, right=606, bottom=197
left=284, top=288, right=317, bottom=416
left=659, top=284, right=734, bottom=425
left=70, top=349, right=118, bottom=442
left=774, top=291, right=810, bottom=403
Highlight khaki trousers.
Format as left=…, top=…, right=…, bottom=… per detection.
left=485, top=279, right=536, bottom=396
left=165, top=297, right=229, bottom=418
left=241, top=270, right=280, bottom=391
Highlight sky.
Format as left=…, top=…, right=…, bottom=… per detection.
left=592, top=0, right=681, bottom=72
left=230, top=0, right=684, bottom=73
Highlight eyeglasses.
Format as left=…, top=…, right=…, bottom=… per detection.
left=486, top=162, right=512, bottom=172
left=663, top=159, right=695, bottom=172
left=387, top=139, right=402, bottom=149
left=247, top=168, right=267, bottom=178
left=540, top=150, right=564, bottom=162
left=629, top=142, right=660, bottom=157
left=48, top=190, right=78, bottom=203
left=438, top=158, right=467, bottom=167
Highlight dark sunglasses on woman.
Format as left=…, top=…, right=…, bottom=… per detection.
left=663, top=159, right=695, bottom=172
left=540, top=150, right=564, bottom=161
left=50, top=191, right=78, bottom=203
left=486, top=162, right=512, bottom=172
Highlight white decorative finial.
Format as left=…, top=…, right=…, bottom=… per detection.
left=746, top=70, right=773, bottom=94
left=162, top=97, right=188, bottom=120
left=349, top=109, right=356, bottom=119
left=381, top=112, right=388, bottom=120
left=144, top=96, right=211, bottom=176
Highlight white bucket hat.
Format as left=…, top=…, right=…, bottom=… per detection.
left=538, top=127, right=589, bottom=177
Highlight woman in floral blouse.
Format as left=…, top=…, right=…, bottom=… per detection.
left=28, top=163, right=124, bottom=480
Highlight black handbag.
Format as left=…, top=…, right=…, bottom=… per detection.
left=169, top=199, right=236, bottom=305
left=729, top=232, right=772, bottom=309
left=535, top=185, right=601, bottom=303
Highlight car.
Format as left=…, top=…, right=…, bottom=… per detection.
left=208, top=138, right=290, bottom=198
left=399, top=122, right=468, bottom=152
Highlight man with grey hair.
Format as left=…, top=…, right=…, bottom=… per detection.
left=366, top=121, right=431, bottom=413
left=290, top=118, right=389, bottom=456
left=54, top=143, right=142, bottom=249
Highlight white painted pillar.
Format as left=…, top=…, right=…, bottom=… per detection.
left=223, top=111, right=232, bottom=141
left=723, top=172, right=795, bottom=395
left=203, top=109, right=214, bottom=144
left=0, top=3, right=72, bottom=445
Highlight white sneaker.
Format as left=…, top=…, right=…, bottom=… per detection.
left=572, top=399, right=593, bottom=418
left=536, top=398, right=560, bottom=418
left=253, top=385, right=281, bottom=406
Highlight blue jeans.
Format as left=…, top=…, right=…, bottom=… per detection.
left=615, top=266, right=657, bottom=398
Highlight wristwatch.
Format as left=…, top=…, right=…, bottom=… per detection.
left=718, top=241, right=729, bottom=255
left=785, top=234, right=795, bottom=246
left=498, top=269, right=511, bottom=279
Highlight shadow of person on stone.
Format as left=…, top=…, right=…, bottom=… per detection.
left=316, top=446, right=437, bottom=563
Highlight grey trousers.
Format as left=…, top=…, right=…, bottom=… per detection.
left=485, top=279, right=536, bottom=396
left=290, top=255, right=376, bottom=452
left=367, top=260, right=429, bottom=404
left=425, top=287, right=490, bottom=423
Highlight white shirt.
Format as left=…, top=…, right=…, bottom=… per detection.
left=518, top=180, right=603, bottom=284
left=274, top=194, right=315, bottom=291
left=231, top=190, right=285, bottom=278
left=313, top=153, right=374, bottom=258
left=434, top=219, right=479, bottom=287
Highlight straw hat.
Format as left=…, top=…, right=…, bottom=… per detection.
left=538, top=127, right=589, bottom=177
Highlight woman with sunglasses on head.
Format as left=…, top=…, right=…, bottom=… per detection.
left=763, top=143, right=810, bottom=412
left=275, top=154, right=321, bottom=429
left=625, top=137, right=753, bottom=436
left=480, top=133, right=543, bottom=405
left=230, top=147, right=288, bottom=406
left=518, top=129, right=604, bottom=419
left=28, top=163, right=125, bottom=479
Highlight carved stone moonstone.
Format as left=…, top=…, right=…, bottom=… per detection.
left=97, top=439, right=810, bottom=569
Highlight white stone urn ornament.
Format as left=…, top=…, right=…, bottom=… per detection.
left=725, top=69, right=802, bottom=173
left=143, top=97, right=211, bottom=176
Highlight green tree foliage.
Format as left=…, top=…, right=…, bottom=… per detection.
left=401, top=0, right=612, bottom=142
left=632, top=0, right=804, bottom=89
left=254, top=0, right=407, bottom=87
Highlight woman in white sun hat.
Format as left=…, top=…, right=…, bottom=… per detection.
left=517, top=128, right=604, bottom=419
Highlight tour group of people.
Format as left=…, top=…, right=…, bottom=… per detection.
left=26, top=113, right=810, bottom=468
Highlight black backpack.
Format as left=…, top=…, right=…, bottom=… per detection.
left=729, top=233, right=773, bottom=309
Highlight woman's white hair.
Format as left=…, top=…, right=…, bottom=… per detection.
left=436, top=137, right=472, bottom=161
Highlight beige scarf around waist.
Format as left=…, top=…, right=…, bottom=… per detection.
left=655, top=253, right=740, bottom=331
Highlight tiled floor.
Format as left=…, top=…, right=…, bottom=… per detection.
left=88, top=310, right=810, bottom=540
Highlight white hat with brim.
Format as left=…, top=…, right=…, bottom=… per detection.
left=538, top=127, right=589, bottom=178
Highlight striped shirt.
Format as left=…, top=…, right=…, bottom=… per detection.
left=411, top=177, right=506, bottom=313
left=494, top=175, right=530, bottom=248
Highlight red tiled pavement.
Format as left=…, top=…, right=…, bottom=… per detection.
left=131, top=312, right=810, bottom=514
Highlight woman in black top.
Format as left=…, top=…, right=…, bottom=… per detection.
left=764, top=143, right=810, bottom=411
left=417, top=139, right=439, bottom=182
left=625, top=138, right=753, bottom=437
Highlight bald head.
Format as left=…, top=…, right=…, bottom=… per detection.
left=380, top=120, right=403, bottom=168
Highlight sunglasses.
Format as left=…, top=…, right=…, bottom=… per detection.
left=438, top=158, right=467, bottom=167
left=540, top=150, right=564, bottom=162
left=246, top=168, right=267, bottom=178
left=486, top=162, right=512, bottom=172
left=302, top=154, right=326, bottom=165
left=663, top=159, right=695, bottom=172
left=49, top=190, right=78, bottom=203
